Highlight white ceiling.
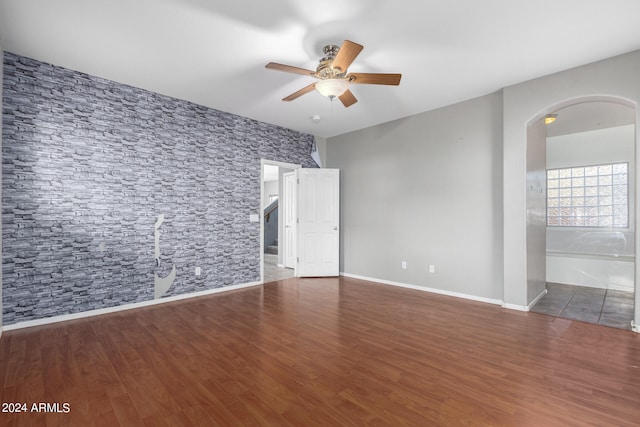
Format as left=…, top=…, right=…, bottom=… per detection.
left=1, top=0, right=639, bottom=138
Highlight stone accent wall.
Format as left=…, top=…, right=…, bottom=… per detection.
left=2, top=52, right=315, bottom=325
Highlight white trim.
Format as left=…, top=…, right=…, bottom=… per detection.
left=341, top=272, right=503, bottom=306
left=501, top=302, right=529, bottom=312
left=528, top=287, right=549, bottom=309
left=502, top=288, right=548, bottom=312
left=2, top=281, right=262, bottom=332
left=546, top=251, right=635, bottom=262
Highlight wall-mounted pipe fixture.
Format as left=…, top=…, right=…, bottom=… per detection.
left=154, top=214, right=176, bottom=299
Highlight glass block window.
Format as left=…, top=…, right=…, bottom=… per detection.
left=547, top=163, right=628, bottom=227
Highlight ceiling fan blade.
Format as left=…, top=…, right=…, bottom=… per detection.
left=283, top=83, right=317, bottom=102
left=266, top=62, right=316, bottom=77
left=339, top=89, right=358, bottom=108
left=331, top=40, right=363, bottom=73
left=347, top=73, right=402, bottom=85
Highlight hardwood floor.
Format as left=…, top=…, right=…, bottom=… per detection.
left=1, top=276, right=640, bottom=426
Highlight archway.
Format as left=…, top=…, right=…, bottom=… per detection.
left=525, top=96, right=636, bottom=330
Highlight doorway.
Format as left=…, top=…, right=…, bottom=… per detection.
left=528, top=100, right=636, bottom=330
left=261, top=160, right=299, bottom=283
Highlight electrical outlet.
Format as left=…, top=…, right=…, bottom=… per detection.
left=401, top=261, right=407, bottom=270
left=195, top=266, right=201, bottom=276
left=429, top=265, right=435, bottom=273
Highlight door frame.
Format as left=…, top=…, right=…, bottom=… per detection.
left=260, top=159, right=301, bottom=283
left=282, top=171, right=297, bottom=269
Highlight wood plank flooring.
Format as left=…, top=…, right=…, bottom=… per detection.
left=1, top=276, right=640, bottom=426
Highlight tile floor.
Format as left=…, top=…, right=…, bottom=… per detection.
left=531, top=282, right=634, bottom=330
left=263, top=253, right=295, bottom=283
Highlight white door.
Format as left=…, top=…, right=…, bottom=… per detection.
left=283, top=172, right=297, bottom=269
left=296, top=168, right=340, bottom=277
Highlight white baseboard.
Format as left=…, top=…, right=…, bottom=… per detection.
left=529, top=287, right=548, bottom=309
left=2, top=281, right=262, bottom=332
left=501, top=302, right=528, bottom=311
left=340, top=272, right=503, bottom=307
left=502, top=288, right=548, bottom=312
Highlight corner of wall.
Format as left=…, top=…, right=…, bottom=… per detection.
left=313, top=136, right=327, bottom=168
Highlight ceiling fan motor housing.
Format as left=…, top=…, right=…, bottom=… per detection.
left=316, top=45, right=346, bottom=79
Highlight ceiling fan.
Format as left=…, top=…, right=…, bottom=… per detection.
left=265, top=40, right=401, bottom=108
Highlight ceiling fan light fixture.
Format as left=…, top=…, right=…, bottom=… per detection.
left=315, top=79, right=349, bottom=99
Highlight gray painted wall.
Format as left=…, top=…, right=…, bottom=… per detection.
left=263, top=201, right=278, bottom=251
left=327, top=49, right=640, bottom=319
left=263, top=180, right=279, bottom=208
left=314, top=136, right=327, bottom=167
left=326, top=92, right=504, bottom=300
left=526, top=119, right=547, bottom=303
left=2, top=52, right=316, bottom=325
